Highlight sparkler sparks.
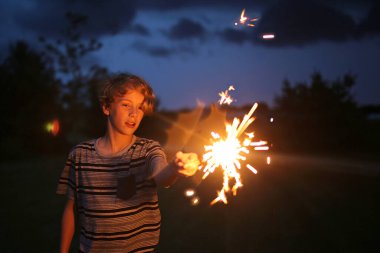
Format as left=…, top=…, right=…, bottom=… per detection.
left=199, top=101, right=269, bottom=205
left=218, top=85, right=235, bottom=105
left=235, top=8, right=258, bottom=28
left=191, top=197, right=200, bottom=206
left=185, top=189, right=195, bottom=197
left=262, top=34, right=275, bottom=40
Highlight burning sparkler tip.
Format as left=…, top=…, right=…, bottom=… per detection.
left=200, top=99, right=269, bottom=205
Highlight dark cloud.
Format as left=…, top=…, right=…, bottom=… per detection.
left=131, top=41, right=196, bottom=58
left=128, top=24, right=151, bottom=36
left=1, top=0, right=379, bottom=55
left=1, top=0, right=138, bottom=39
left=357, top=3, right=380, bottom=37
left=220, top=0, right=361, bottom=47
left=219, top=29, right=250, bottom=45
left=138, top=0, right=378, bottom=10
left=131, top=41, right=174, bottom=57
left=137, top=0, right=266, bottom=10
left=165, top=18, right=206, bottom=40
left=253, top=0, right=357, bottom=47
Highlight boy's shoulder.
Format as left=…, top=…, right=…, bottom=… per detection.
left=134, top=136, right=162, bottom=148
left=68, top=139, right=97, bottom=155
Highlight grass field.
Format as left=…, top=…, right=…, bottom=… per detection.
left=0, top=153, right=379, bottom=253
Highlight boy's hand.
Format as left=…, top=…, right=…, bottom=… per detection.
left=174, top=151, right=200, bottom=177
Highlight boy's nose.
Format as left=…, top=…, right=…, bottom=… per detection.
left=129, top=107, right=138, bottom=116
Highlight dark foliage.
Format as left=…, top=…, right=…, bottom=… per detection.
left=272, top=72, right=368, bottom=153
left=40, top=12, right=108, bottom=145
left=0, top=41, right=64, bottom=158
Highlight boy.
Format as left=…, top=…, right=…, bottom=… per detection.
left=57, top=73, right=200, bottom=253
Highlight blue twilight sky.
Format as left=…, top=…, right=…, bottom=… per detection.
left=0, top=0, right=379, bottom=109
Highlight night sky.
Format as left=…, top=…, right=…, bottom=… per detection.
left=1, top=0, right=379, bottom=109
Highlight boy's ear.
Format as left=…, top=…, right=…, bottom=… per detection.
left=102, top=104, right=110, bottom=116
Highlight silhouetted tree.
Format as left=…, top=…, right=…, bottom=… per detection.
left=0, top=41, right=62, bottom=158
left=273, top=72, right=365, bottom=152
left=39, top=12, right=108, bottom=144
left=359, top=104, right=380, bottom=152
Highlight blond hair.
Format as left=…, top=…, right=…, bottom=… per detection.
left=99, top=73, right=155, bottom=114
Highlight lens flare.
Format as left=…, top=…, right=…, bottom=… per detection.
left=45, top=119, right=60, bottom=136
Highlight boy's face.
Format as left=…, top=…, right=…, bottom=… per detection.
left=103, top=89, right=145, bottom=137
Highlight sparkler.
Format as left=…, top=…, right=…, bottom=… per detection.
left=199, top=89, right=269, bottom=205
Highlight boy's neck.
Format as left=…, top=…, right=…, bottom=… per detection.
left=99, top=132, right=134, bottom=155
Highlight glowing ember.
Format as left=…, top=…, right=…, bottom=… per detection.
left=240, top=9, right=248, bottom=24
left=254, top=146, right=269, bottom=151
left=191, top=197, right=200, bottom=206
left=246, top=164, right=258, bottom=174
left=262, top=34, right=275, bottom=39
left=185, top=189, right=195, bottom=197
left=218, top=85, right=235, bottom=105
left=45, top=119, right=60, bottom=136
left=200, top=102, right=269, bottom=205
left=267, top=156, right=271, bottom=165
left=236, top=8, right=258, bottom=27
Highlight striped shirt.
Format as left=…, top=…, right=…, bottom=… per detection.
left=57, top=136, right=167, bottom=253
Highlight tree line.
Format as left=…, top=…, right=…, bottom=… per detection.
left=0, top=13, right=378, bottom=160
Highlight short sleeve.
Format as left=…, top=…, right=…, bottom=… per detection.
left=146, top=141, right=168, bottom=179
left=56, top=151, right=76, bottom=200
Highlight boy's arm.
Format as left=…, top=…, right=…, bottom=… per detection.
left=60, top=198, right=75, bottom=253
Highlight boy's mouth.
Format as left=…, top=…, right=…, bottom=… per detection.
left=126, top=122, right=136, bottom=128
